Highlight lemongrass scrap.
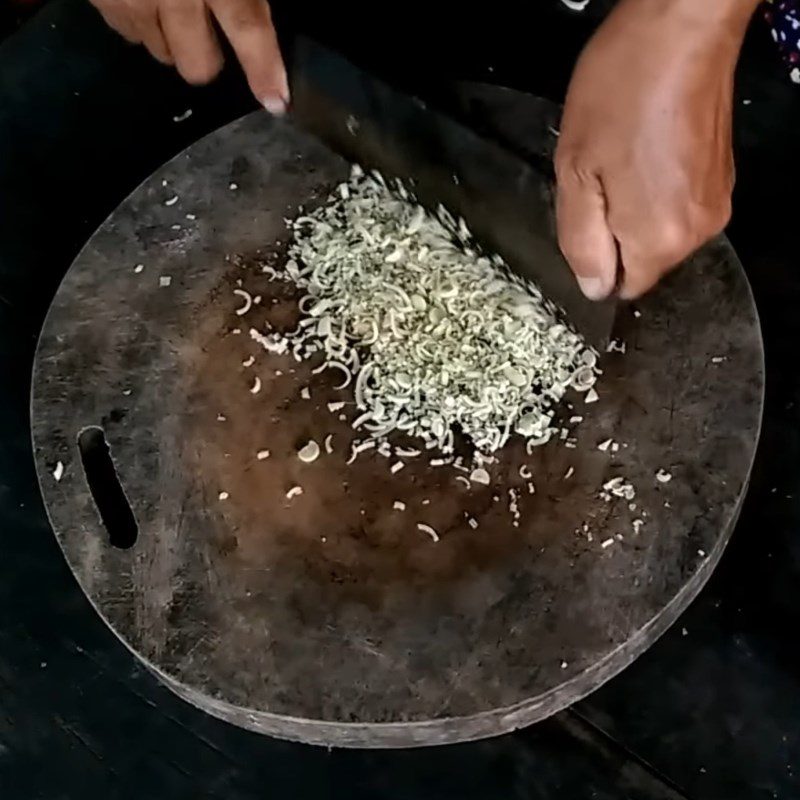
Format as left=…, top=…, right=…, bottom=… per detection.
left=286, top=486, right=303, bottom=500
left=417, top=523, right=440, bottom=542
left=233, top=288, right=253, bottom=316
left=297, top=440, right=320, bottom=463
left=53, top=461, right=64, bottom=482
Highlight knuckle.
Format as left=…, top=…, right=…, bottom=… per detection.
left=177, top=54, right=223, bottom=84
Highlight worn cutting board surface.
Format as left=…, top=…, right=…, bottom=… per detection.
left=31, top=91, right=763, bottom=748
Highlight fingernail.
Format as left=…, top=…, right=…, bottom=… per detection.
left=576, top=275, right=610, bottom=301
left=263, top=96, right=287, bottom=116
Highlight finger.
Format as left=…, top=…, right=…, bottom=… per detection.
left=209, top=0, right=289, bottom=113
left=161, top=0, right=223, bottom=84
left=555, top=161, right=619, bottom=301
left=94, top=2, right=141, bottom=43
left=616, top=245, right=676, bottom=300
left=137, top=4, right=174, bottom=65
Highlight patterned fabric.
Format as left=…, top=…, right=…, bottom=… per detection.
left=764, top=0, right=800, bottom=82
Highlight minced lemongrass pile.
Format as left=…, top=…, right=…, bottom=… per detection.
left=251, top=165, right=599, bottom=458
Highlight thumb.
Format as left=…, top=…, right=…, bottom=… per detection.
left=555, top=166, right=618, bottom=301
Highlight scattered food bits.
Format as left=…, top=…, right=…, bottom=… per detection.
left=242, top=355, right=255, bottom=367
left=470, top=467, right=491, bottom=485
left=186, top=213, right=197, bottom=221
left=327, top=401, right=346, bottom=413
left=682, top=627, right=688, bottom=636
left=632, top=519, right=644, bottom=535
left=564, top=467, right=575, bottom=479
left=286, top=486, right=304, bottom=500
left=602, top=476, right=636, bottom=501
left=297, top=440, right=320, bottom=463
left=134, top=264, right=144, bottom=274
left=711, top=356, right=726, bottom=364
left=250, top=376, right=262, bottom=394
left=53, top=461, right=64, bottom=482
left=324, top=434, right=334, bottom=454
left=159, top=276, right=172, bottom=287
left=173, top=108, right=193, bottom=122
left=229, top=182, right=239, bottom=191
left=218, top=491, right=229, bottom=501
left=527, top=481, right=536, bottom=495
left=656, top=469, right=673, bottom=484
left=467, top=517, right=479, bottom=530
left=633, top=309, right=642, bottom=319
left=164, top=195, right=179, bottom=207
left=519, top=464, right=532, bottom=479
left=606, top=339, right=626, bottom=354
left=560, top=660, right=568, bottom=669
left=300, top=387, right=311, bottom=400
left=217, top=413, right=226, bottom=422
left=390, top=461, right=405, bottom=474
left=601, top=537, right=615, bottom=549
left=585, top=388, right=599, bottom=404
left=597, top=438, right=613, bottom=452
left=417, top=523, right=440, bottom=542
left=393, top=500, right=406, bottom=511
left=611, top=442, right=620, bottom=453
left=698, top=549, right=706, bottom=557
left=233, top=288, right=253, bottom=316
left=257, top=449, right=270, bottom=460
left=569, top=415, right=583, bottom=424
left=455, top=475, right=471, bottom=488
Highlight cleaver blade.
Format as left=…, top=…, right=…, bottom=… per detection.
left=290, top=38, right=615, bottom=349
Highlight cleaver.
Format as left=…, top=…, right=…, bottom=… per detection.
left=290, top=38, right=615, bottom=349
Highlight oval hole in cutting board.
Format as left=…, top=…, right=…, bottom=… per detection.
left=77, top=426, right=138, bottom=550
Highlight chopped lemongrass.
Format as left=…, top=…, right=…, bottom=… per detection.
left=393, top=500, right=406, bottom=511
left=656, top=469, right=673, bottom=483
left=257, top=449, right=270, bottom=460
left=601, top=537, right=614, bottom=549
left=297, top=440, right=320, bottom=463
left=324, top=434, right=334, bottom=454
left=218, top=491, right=229, bottom=501
left=233, top=288, right=252, bottom=316
left=254, top=166, right=598, bottom=460
left=585, top=388, right=599, bottom=404
left=164, top=195, right=179, bottom=206
left=242, top=355, right=255, bottom=367
left=564, top=466, right=575, bottom=479
left=250, top=376, right=262, bottom=394
left=455, top=475, right=471, bottom=488
left=597, top=438, right=613, bottom=452
left=300, top=386, right=311, bottom=400
left=467, top=516, right=479, bottom=529
left=53, top=461, right=64, bottom=482
left=469, top=468, right=491, bottom=485
left=159, top=276, right=172, bottom=287
left=286, top=485, right=303, bottom=500
left=395, top=447, right=421, bottom=458
left=327, top=401, right=346, bottom=413
left=390, top=461, right=405, bottom=474
left=519, top=464, right=532, bottom=479
left=417, top=523, right=440, bottom=542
